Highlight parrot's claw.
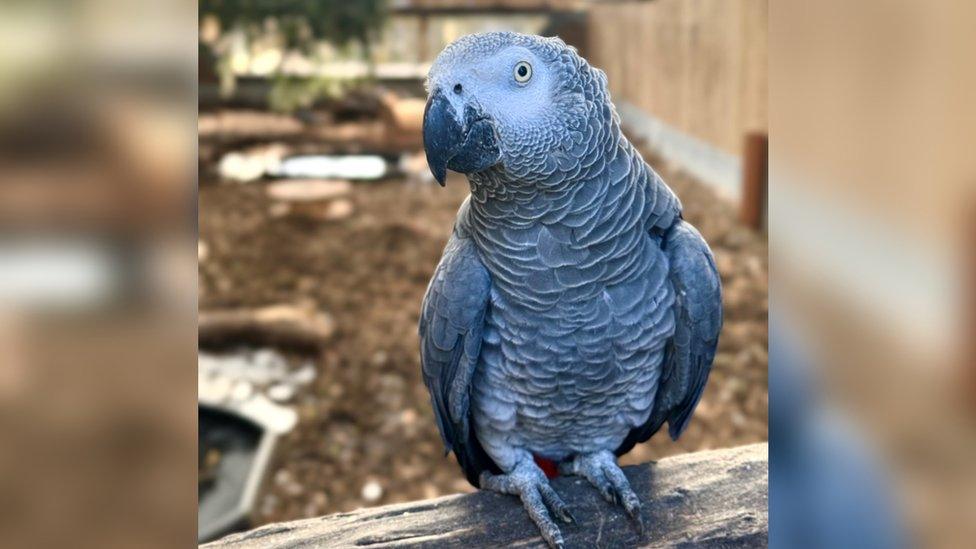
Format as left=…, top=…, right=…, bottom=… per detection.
left=560, top=450, right=645, bottom=538
left=480, top=462, right=572, bottom=549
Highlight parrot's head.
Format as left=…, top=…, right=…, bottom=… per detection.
left=422, top=32, right=613, bottom=186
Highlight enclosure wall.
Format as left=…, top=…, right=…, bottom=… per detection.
left=588, top=0, right=767, bottom=156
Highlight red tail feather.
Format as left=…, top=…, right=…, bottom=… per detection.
left=533, top=455, right=559, bottom=479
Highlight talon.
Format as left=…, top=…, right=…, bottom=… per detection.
left=569, top=451, right=648, bottom=537
left=538, top=482, right=574, bottom=525
left=539, top=525, right=565, bottom=549
left=624, top=499, right=644, bottom=535
left=554, top=505, right=575, bottom=524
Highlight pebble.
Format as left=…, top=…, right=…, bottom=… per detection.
left=422, top=483, right=440, bottom=500
left=199, top=374, right=232, bottom=402
left=312, top=491, right=329, bottom=508
left=260, top=494, right=279, bottom=518
left=324, top=199, right=355, bottom=220
left=274, top=469, right=293, bottom=488
left=275, top=468, right=303, bottom=497
left=284, top=481, right=303, bottom=497
left=289, top=364, right=317, bottom=385
left=400, top=408, right=418, bottom=426
left=230, top=380, right=254, bottom=401
left=268, top=383, right=295, bottom=402
left=361, top=480, right=383, bottom=502
left=219, top=148, right=284, bottom=182
left=219, top=153, right=264, bottom=182
left=269, top=202, right=291, bottom=218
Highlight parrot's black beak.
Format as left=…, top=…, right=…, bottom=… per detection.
left=422, top=88, right=500, bottom=186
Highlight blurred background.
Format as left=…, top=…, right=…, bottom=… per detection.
left=770, top=2, right=976, bottom=547
left=0, top=1, right=197, bottom=548
left=2, top=0, right=972, bottom=548
left=196, top=0, right=767, bottom=543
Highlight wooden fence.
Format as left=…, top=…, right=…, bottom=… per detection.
left=588, top=0, right=767, bottom=158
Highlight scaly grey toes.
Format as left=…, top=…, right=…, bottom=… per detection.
left=602, top=463, right=644, bottom=535
left=539, top=483, right=575, bottom=524
left=520, top=483, right=566, bottom=549
left=480, top=464, right=570, bottom=549
left=559, top=457, right=613, bottom=505
left=562, top=454, right=616, bottom=505
left=564, top=451, right=646, bottom=536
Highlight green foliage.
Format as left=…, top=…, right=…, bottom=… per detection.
left=267, top=75, right=361, bottom=113
left=200, top=0, right=388, bottom=52
left=200, top=1, right=387, bottom=112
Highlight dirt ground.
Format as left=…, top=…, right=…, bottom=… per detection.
left=198, top=114, right=768, bottom=527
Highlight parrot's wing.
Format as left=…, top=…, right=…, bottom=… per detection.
left=616, top=219, right=722, bottom=455
left=419, top=232, right=497, bottom=485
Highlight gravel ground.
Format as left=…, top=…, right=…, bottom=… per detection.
left=199, top=117, right=767, bottom=527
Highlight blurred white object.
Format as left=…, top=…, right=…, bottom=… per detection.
left=0, top=238, right=120, bottom=310
left=271, top=155, right=387, bottom=180
left=218, top=144, right=289, bottom=182
left=361, top=480, right=383, bottom=503
left=267, top=383, right=295, bottom=403
left=323, top=199, right=355, bottom=221
left=266, top=179, right=351, bottom=202
left=219, top=151, right=277, bottom=182
left=198, top=350, right=316, bottom=429
left=230, top=380, right=254, bottom=402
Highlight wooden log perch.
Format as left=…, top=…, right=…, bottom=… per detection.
left=198, top=303, right=336, bottom=351
left=204, top=443, right=768, bottom=548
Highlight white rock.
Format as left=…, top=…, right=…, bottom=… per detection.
left=198, top=373, right=232, bottom=403
left=361, top=480, right=383, bottom=502
left=219, top=152, right=271, bottom=182
left=271, top=155, right=386, bottom=180
left=289, top=364, right=317, bottom=385
left=203, top=375, right=233, bottom=403
left=230, top=380, right=254, bottom=401
left=268, top=383, right=295, bottom=402
left=324, top=199, right=354, bottom=220
left=238, top=394, right=298, bottom=433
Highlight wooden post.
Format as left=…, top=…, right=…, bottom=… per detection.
left=741, top=132, right=768, bottom=231
left=418, top=14, right=429, bottom=63
left=970, top=197, right=976, bottom=407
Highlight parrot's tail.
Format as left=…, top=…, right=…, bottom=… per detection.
left=533, top=455, right=559, bottom=479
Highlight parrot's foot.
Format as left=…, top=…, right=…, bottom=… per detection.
left=559, top=450, right=644, bottom=536
left=480, top=461, right=574, bottom=549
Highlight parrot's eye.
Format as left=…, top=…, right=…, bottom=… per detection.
left=514, top=61, right=532, bottom=84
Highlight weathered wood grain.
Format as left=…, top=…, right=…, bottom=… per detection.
left=204, top=443, right=767, bottom=549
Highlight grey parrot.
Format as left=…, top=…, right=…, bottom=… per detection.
left=419, top=32, right=722, bottom=548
